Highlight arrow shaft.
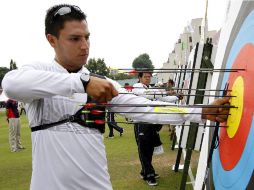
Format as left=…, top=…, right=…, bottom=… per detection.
left=84, top=119, right=227, bottom=128
left=112, top=122, right=227, bottom=128
left=84, top=103, right=236, bottom=109
left=105, top=111, right=229, bottom=115
left=122, top=87, right=231, bottom=92
left=118, top=92, right=235, bottom=98
left=119, top=68, right=245, bottom=71
left=81, top=109, right=230, bottom=115
left=123, top=70, right=242, bottom=74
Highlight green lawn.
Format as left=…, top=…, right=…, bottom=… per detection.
left=0, top=112, right=197, bottom=190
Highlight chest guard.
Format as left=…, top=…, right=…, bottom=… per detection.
left=83, top=73, right=106, bottom=133
left=80, top=96, right=106, bottom=133
left=31, top=73, right=107, bottom=134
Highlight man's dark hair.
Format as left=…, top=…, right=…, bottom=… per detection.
left=45, top=4, right=87, bottom=38
left=138, top=71, right=152, bottom=78
left=168, top=79, right=175, bottom=86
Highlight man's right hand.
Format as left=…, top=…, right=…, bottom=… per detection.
left=167, top=90, right=176, bottom=96
left=86, top=76, right=119, bottom=102
left=202, top=97, right=230, bottom=123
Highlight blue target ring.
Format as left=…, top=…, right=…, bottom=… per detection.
left=213, top=118, right=254, bottom=189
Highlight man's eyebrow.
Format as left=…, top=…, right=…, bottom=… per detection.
left=68, top=34, right=82, bottom=37
left=68, top=33, right=90, bottom=37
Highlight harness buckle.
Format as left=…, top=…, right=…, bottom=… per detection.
left=68, top=115, right=75, bottom=122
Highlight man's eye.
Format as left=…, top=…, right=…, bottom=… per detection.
left=70, top=38, right=79, bottom=41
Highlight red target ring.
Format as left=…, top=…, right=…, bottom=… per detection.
left=219, top=44, right=254, bottom=170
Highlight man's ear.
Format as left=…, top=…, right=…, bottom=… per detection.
left=46, top=34, right=57, bottom=48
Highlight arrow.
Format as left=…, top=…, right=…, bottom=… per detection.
left=119, top=68, right=245, bottom=74
left=118, top=92, right=235, bottom=98
left=83, top=103, right=237, bottom=109
left=119, top=68, right=245, bottom=71
left=81, top=109, right=230, bottom=116
left=82, top=110, right=104, bottom=115
left=81, top=119, right=228, bottom=128
left=121, top=87, right=232, bottom=92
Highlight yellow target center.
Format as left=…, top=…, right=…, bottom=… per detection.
left=226, top=76, right=244, bottom=138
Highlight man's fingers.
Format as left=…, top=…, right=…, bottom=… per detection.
left=216, top=116, right=227, bottom=123
left=85, top=76, right=119, bottom=102
left=203, top=97, right=231, bottom=123
left=216, top=109, right=229, bottom=122
left=111, top=86, right=119, bottom=97
left=216, top=117, right=223, bottom=123
left=95, top=89, right=112, bottom=102
left=217, top=96, right=230, bottom=105
left=105, top=90, right=113, bottom=103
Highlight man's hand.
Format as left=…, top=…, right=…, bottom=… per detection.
left=177, top=92, right=184, bottom=100
left=86, top=76, right=119, bottom=102
left=202, top=97, right=230, bottom=122
left=167, top=90, right=176, bottom=96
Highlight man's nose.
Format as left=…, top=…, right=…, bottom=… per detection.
left=81, top=38, right=89, bottom=49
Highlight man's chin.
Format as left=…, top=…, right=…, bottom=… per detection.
left=76, top=59, right=87, bottom=66
left=69, top=62, right=86, bottom=72
left=79, top=58, right=87, bottom=65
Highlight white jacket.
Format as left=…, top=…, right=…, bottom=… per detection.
left=2, top=60, right=203, bottom=190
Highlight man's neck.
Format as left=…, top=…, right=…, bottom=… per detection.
left=67, top=68, right=81, bottom=73
left=140, top=83, right=149, bottom=89
left=54, top=58, right=82, bottom=73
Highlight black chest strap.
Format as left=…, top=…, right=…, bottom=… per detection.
left=31, top=116, right=75, bottom=132
left=31, top=73, right=107, bottom=133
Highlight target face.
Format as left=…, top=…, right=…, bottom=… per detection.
left=212, top=5, right=254, bottom=190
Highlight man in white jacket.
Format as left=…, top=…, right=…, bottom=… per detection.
left=132, top=71, right=182, bottom=186
left=2, top=4, right=229, bottom=190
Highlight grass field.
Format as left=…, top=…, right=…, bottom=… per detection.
left=0, top=112, right=198, bottom=190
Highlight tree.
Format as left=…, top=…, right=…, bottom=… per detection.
left=10, top=59, right=17, bottom=70
left=110, top=73, right=136, bottom=80
left=132, top=53, right=154, bottom=70
left=0, top=67, right=10, bottom=87
left=85, top=58, right=110, bottom=77
left=0, top=58, right=17, bottom=87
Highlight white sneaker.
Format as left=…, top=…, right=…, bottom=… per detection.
left=145, top=177, right=158, bottom=186
left=153, top=145, right=164, bottom=155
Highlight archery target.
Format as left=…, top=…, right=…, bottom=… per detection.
left=226, top=76, right=243, bottom=138
left=211, top=2, right=254, bottom=189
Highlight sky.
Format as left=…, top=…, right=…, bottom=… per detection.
left=1, top=0, right=229, bottom=69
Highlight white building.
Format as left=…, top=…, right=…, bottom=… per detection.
left=157, top=18, right=218, bottom=83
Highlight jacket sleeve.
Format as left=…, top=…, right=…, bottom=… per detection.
left=132, top=83, right=154, bottom=98
left=156, top=95, right=179, bottom=103
left=132, top=83, right=179, bottom=102
left=107, top=79, right=204, bottom=125
left=2, top=63, right=84, bottom=103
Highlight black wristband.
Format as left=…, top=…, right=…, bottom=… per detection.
left=80, top=73, right=91, bottom=92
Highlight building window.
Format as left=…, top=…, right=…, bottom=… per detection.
left=199, top=26, right=201, bottom=35
left=189, top=36, right=192, bottom=43
left=190, top=46, right=193, bottom=52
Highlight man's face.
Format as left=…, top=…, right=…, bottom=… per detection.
left=139, top=73, right=152, bottom=86
left=48, top=20, right=90, bottom=71
left=167, top=81, right=174, bottom=88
